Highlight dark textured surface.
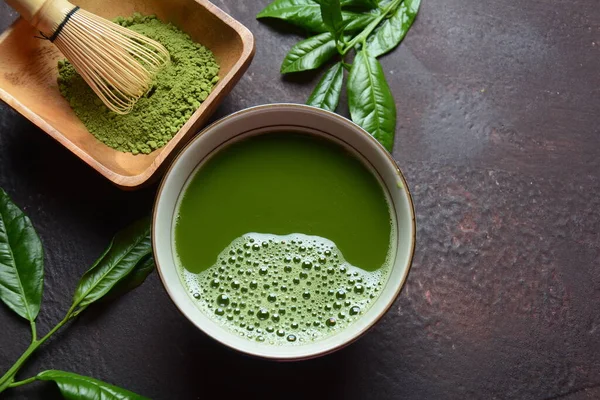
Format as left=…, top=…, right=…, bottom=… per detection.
left=1, top=0, right=600, bottom=399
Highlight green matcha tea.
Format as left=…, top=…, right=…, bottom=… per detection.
left=58, top=14, right=220, bottom=155
left=174, top=133, right=395, bottom=345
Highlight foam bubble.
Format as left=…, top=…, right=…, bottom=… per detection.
left=181, top=233, right=390, bottom=346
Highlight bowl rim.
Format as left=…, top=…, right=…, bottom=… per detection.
left=0, top=0, right=255, bottom=190
left=152, top=103, right=416, bottom=360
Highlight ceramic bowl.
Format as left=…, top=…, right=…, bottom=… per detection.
left=153, top=104, right=416, bottom=360
left=0, top=0, right=254, bottom=189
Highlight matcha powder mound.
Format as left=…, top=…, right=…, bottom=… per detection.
left=57, top=14, right=220, bottom=155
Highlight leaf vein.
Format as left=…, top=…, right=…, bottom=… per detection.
left=0, top=207, right=32, bottom=319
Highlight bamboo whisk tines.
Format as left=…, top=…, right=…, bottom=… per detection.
left=6, top=0, right=170, bottom=114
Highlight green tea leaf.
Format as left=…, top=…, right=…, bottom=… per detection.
left=257, top=0, right=327, bottom=32
left=344, top=11, right=378, bottom=31
left=347, top=50, right=396, bottom=151
left=71, top=218, right=152, bottom=312
left=317, top=0, right=345, bottom=43
left=37, top=370, right=148, bottom=400
left=307, top=62, right=344, bottom=111
left=367, top=0, right=420, bottom=57
left=101, top=255, right=154, bottom=302
left=257, top=0, right=376, bottom=33
left=0, top=188, right=44, bottom=321
left=341, top=0, right=398, bottom=52
left=281, top=33, right=338, bottom=73
left=341, top=0, right=378, bottom=9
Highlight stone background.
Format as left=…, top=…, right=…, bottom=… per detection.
left=0, top=0, right=599, bottom=398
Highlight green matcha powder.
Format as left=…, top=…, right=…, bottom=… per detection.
left=57, top=14, right=220, bottom=155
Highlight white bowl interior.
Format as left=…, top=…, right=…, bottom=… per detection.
left=153, top=104, right=415, bottom=360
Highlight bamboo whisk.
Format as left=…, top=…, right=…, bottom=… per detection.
left=6, top=0, right=170, bottom=114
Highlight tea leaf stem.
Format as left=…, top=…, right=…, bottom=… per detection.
left=0, top=313, right=72, bottom=393
left=342, top=0, right=401, bottom=55
left=8, top=376, right=37, bottom=388
left=30, top=321, right=37, bottom=342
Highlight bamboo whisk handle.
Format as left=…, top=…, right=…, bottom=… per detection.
left=5, top=0, right=76, bottom=37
